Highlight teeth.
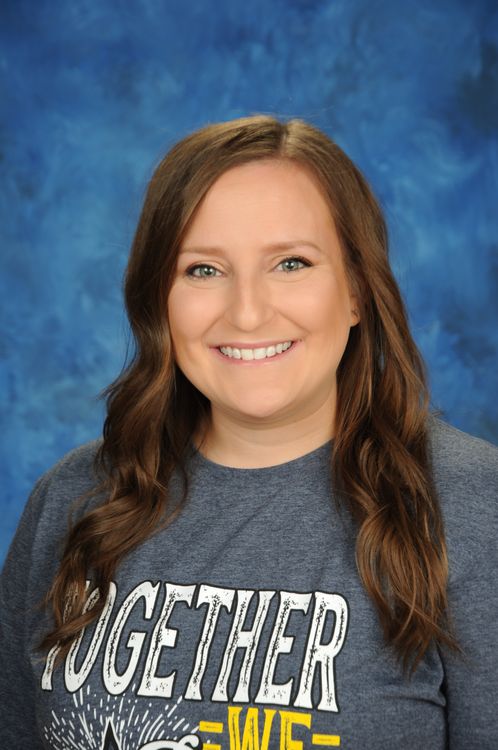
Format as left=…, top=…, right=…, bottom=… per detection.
left=219, top=341, right=293, bottom=360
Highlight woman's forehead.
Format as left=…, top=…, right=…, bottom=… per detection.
left=181, top=159, right=338, bottom=248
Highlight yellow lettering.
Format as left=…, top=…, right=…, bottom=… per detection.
left=228, top=706, right=276, bottom=750
left=279, top=710, right=312, bottom=750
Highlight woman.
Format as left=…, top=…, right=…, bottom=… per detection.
left=1, top=115, right=496, bottom=749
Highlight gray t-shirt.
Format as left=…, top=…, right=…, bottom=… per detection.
left=0, top=418, right=497, bottom=749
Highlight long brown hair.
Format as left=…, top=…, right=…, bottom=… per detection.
left=40, top=114, right=459, bottom=672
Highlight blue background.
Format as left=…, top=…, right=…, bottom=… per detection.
left=1, top=0, right=497, bottom=563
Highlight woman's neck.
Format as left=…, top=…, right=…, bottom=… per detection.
left=194, top=414, right=334, bottom=469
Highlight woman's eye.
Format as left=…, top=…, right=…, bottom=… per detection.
left=185, top=256, right=310, bottom=279
left=186, top=264, right=221, bottom=279
left=277, top=256, right=311, bottom=273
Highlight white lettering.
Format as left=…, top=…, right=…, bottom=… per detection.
left=255, top=591, right=311, bottom=706
left=184, top=584, right=235, bottom=701
left=103, top=580, right=160, bottom=695
left=212, top=589, right=275, bottom=703
left=294, top=592, right=348, bottom=712
left=137, top=582, right=195, bottom=698
left=64, top=582, right=117, bottom=693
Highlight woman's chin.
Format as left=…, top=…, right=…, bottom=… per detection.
left=218, top=397, right=295, bottom=424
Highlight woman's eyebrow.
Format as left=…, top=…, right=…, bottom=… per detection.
left=180, top=240, right=324, bottom=256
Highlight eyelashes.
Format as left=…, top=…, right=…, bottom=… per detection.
left=278, top=256, right=312, bottom=273
left=185, top=264, right=220, bottom=280
left=184, top=256, right=312, bottom=280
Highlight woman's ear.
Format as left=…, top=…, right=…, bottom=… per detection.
left=350, top=296, right=360, bottom=326
left=344, top=263, right=362, bottom=327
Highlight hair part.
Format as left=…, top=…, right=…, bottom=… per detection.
left=40, top=114, right=459, bottom=673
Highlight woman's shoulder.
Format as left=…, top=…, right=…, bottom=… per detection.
left=19, top=438, right=105, bottom=539
left=427, top=416, right=498, bottom=579
left=2, top=439, right=105, bottom=595
left=40, top=438, right=104, bottom=492
left=428, top=415, right=498, bottom=484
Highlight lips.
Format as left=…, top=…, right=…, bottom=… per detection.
left=212, top=340, right=300, bottom=363
left=214, top=340, right=296, bottom=349
left=220, top=341, right=293, bottom=359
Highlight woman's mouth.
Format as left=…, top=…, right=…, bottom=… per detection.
left=213, top=340, right=300, bottom=363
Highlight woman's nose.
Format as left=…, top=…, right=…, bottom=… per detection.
left=224, top=274, right=274, bottom=331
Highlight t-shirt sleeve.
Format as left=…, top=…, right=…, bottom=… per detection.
left=0, top=441, right=101, bottom=745
left=434, top=425, right=498, bottom=748
left=441, top=546, right=498, bottom=748
left=0, top=472, right=52, bottom=747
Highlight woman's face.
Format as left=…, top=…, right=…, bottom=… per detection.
left=167, top=159, right=359, bottom=430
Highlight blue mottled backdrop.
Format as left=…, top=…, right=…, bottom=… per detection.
left=1, top=0, right=497, bottom=562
